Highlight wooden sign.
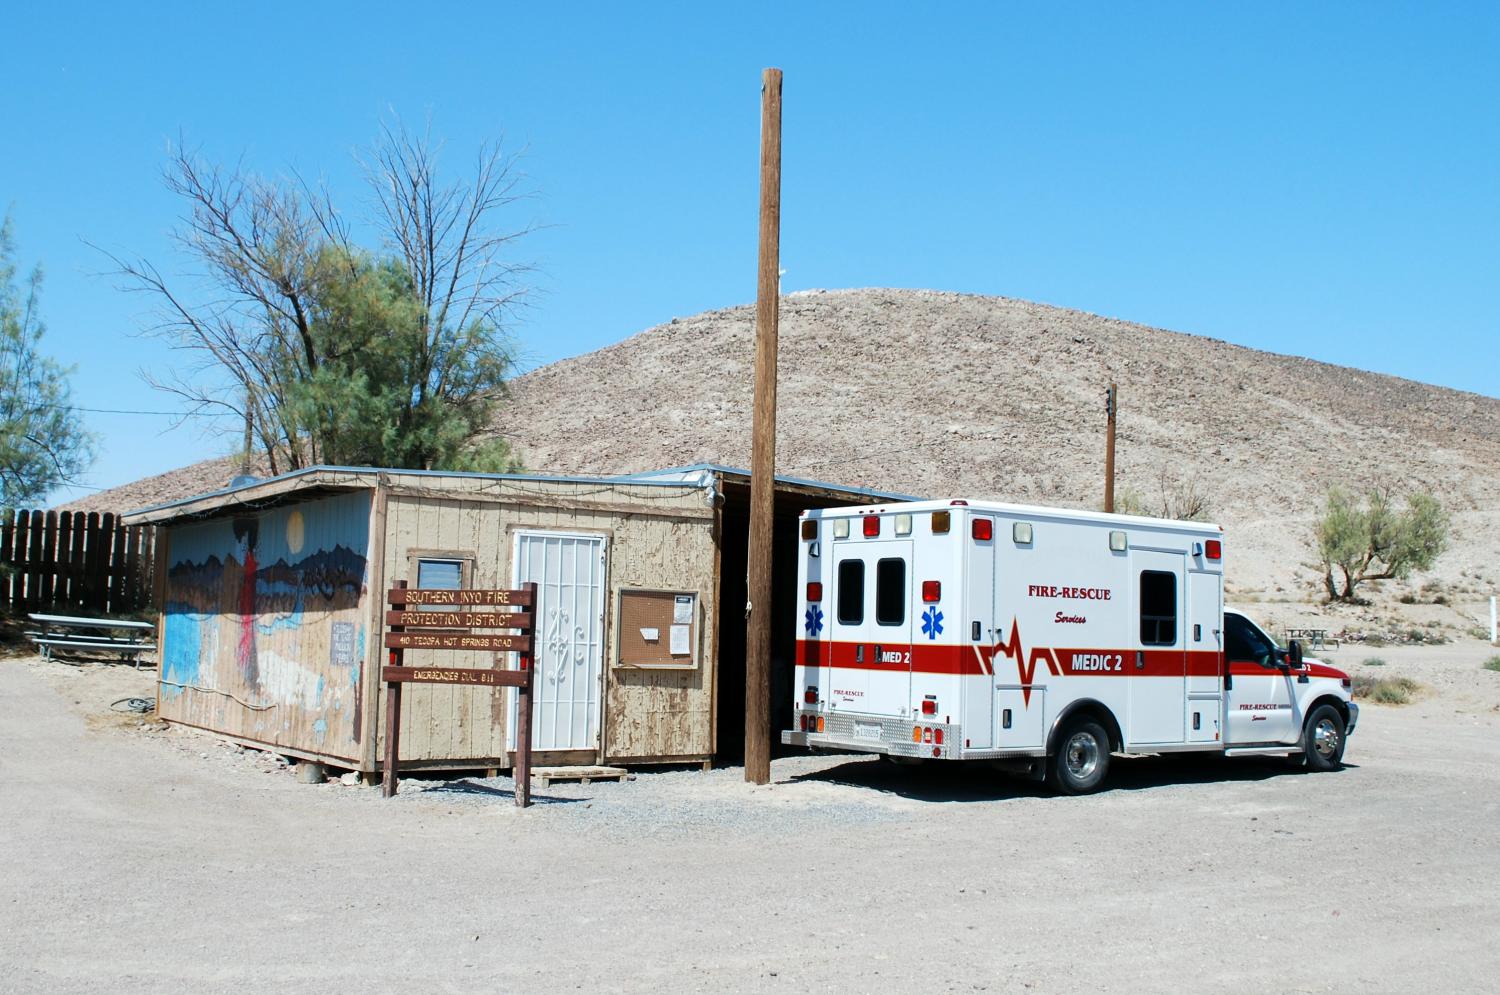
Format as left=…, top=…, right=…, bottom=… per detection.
left=383, top=631, right=533, bottom=652
left=381, top=580, right=538, bottom=807
left=388, top=587, right=534, bottom=607
left=384, top=610, right=533, bottom=629
left=381, top=665, right=529, bottom=688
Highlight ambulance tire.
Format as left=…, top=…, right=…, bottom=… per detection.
left=1048, top=718, right=1111, bottom=795
left=1302, top=704, right=1346, bottom=772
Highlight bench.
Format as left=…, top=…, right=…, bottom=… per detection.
left=27, top=613, right=156, bottom=668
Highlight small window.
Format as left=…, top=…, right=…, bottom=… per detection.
left=416, top=558, right=464, bottom=611
left=875, top=558, right=906, bottom=626
left=837, top=560, right=865, bottom=625
left=1140, top=570, right=1177, bottom=646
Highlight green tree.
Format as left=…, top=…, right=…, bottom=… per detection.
left=1316, top=486, right=1448, bottom=602
left=106, top=122, right=529, bottom=474
left=0, top=216, right=94, bottom=507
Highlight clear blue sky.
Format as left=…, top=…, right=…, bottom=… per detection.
left=5, top=3, right=1497, bottom=505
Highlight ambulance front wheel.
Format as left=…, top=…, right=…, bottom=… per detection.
left=1049, top=719, right=1111, bottom=795
left=1302, top=704, right=1346, bottom=772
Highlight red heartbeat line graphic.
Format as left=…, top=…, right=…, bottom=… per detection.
left=993, top=618, right=1060, bottom=707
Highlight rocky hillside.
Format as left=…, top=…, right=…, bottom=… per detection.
left=72, top=289, right=1500, bottom=601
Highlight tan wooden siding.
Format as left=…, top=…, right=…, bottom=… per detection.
left=372, top=474, right=717, bottom=766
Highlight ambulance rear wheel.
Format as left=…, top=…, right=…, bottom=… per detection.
left=1302, top=704, right=1346, bottom=772
left=1049, top=719, right=1110, bottom=795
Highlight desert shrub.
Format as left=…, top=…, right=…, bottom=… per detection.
left=1483, top=657, right=1500, bottom=673
left=1362, top=658, right=1386, bottom=667
left=1351, top=675, right=1420, bottom=704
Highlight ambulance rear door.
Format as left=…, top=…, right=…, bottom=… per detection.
left=827, top=538, right=913, bottom=718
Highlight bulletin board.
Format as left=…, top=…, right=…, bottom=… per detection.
left=615, top=588, right=699, bottom=669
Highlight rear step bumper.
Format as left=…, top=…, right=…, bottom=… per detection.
left=784, top=712, right=955, bottom=759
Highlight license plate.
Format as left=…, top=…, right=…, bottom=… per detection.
left=854, top=722, right=883, bottom=741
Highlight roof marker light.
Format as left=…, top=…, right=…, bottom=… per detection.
left=922, top=580, right=941, bottom=603
left=801, top=520, right=817, bottom=541
left=894, top=513, right=913, bottom=536
left=1205, top=539, right=1222, bottom=560
left=833, top=519, right=850, bottom=539
left=806, top=582, right=823, bottom=602
left=950, top=500, right=969, bottom=506
left=931, top=511, right=951, bottom=535
left=863, top=515, right=881, bottom=537
left=1013, top=522, right=1034, bottom=544
left=1109, top=530, right=1127, bottom=552
left=972, top=518, right=993, bottom=541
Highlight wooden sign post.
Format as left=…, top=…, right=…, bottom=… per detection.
left=381, top=580, right=538, bottom=806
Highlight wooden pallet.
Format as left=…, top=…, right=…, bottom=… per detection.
left=531, top=765, right=633, bottom=787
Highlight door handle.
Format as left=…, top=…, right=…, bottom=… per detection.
left=1136, top=651, right=1145, bottom=671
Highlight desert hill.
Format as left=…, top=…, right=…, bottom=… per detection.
left=71, top=289, right=1500, bottom=608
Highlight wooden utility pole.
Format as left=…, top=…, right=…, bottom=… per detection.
left=1103, top=384, right=1118, bottom=513
left=745, top=67, right=783, bottom=786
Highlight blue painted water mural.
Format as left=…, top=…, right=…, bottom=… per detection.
left=161, top=608, right=208, bottom=698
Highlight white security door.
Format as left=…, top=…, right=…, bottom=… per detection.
left=512, top=531, right=608, bottom=752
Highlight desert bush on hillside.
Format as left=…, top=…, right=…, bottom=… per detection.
left=1315, top=487, right=1448, bottom=602
left=1114, top=469, right=1212, bottom=522
left=1483, top=656, right=1500, bottom=673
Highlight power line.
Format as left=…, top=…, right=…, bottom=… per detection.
left=26, top=402, right=235, bottom=418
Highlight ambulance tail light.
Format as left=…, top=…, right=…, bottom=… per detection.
left=922, top=580, right=941, bottom=602
left=804, top=687, right=818, bottom=704
left=921, top=698, right=938, bottom=716
left=863, top=515, right=881, bottom=537
left=799, top=714, right=807, bottom=731
left=1205, top=539, right=1222, bottom=560
left=972, top=518, right=993, bottom=541
left=806, top=582, right=823, bottom=602
left=934, top=728, right=944, bottom=745
left=817, top=716, right=825, bottom=733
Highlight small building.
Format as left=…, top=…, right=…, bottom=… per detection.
left=124, top=465, right=908, bottom=775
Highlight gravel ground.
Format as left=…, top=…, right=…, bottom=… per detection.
left=3, top=643, right=1499, bottom=994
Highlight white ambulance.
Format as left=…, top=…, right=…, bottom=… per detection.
left=781, top=499, right=1358, bottom=794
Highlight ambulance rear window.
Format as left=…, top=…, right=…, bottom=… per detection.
left=1140, top=570, right=1177, bottom=645
left=837, top=561, right=865, bottom=624
left=876, top=558, right=906, bottom=626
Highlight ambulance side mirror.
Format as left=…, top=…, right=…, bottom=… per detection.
left=1288, top=641, right=1304, bottom=667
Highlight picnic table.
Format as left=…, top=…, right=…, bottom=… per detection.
left=27, top=613, right=157, bottom=668
left=1282, top=627, right=1338, bottom=652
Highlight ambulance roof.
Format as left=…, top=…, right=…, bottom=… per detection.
left=806, top=498, right=1223, bottom=535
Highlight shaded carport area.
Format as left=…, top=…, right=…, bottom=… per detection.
left=706, top=468, right=913, bottom=764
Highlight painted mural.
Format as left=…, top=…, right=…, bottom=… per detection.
left=161, top=490, right=371, bottom=755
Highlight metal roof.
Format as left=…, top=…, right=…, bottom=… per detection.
left=617, top=463, right=916, bottom=502
left=124, top=462, right=916, bottom=524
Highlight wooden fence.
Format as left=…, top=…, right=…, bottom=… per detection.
left=0, top=510, right=156, bottom=616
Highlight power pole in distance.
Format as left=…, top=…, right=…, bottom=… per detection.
left=745, top=67, right=783, bottom=786
left=1104, top=384, right=1117, bottom=514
